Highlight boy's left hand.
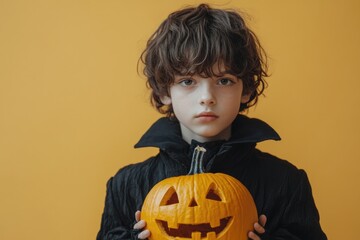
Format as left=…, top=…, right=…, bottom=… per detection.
left=248, top=214, right=267, bottom=240
left=134, top=210, right=150, bottom=239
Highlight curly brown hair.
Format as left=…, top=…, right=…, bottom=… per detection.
left=140, top=4, right=268, bottom=116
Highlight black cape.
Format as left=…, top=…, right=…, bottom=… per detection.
left=97, top=115, right=327, bottom=240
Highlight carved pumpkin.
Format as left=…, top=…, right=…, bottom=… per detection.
left=141, top=146, right=258, bottom=240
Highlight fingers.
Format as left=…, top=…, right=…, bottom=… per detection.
left=254, top=214, right=266, bottom=234
left=254, top=222, right=265, bottom=234
left=259, top=214, right=267, bottom=227
left=253, top=214, right=266, bottom=236
left=248, top=223, right=265, bottom=240
left=134, top=220, right=146, bottom=230
left=135, top=210, right=141, bottom=222
left=248, top=214, right=267, bottom=240
left=134, top=211, right=144, bottom=229
left=138, top=229, right=150, bottom=239
left=134, top=210, right=150, bottom=239
left=248, top=231, right=261, bottom=240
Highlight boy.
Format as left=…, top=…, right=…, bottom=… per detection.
left=97, top=4, right=327, bottom=240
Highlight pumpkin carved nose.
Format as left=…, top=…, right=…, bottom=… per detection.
left=189, top=198, right=198, bottom=207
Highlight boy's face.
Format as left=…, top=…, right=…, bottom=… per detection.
left=161, top=63, right=250, bottom=144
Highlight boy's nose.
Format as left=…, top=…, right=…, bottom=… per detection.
left=199, top=85, right=216, bottom=106
left=200, top=97, right=216, bottom=106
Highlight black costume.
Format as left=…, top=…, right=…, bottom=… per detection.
left=97, top=115, right=327, bottom=240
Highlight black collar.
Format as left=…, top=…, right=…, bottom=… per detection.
left=134, top=114, right=281, bottom=151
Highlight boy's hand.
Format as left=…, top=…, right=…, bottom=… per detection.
left=134, top=210, right=150, bottom=239
left=248, top=214, right=267, bottom=240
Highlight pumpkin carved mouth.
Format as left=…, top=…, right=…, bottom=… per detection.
left=156, top=216, right=232, bottom=238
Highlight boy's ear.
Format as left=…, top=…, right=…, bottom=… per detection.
left=241, top=93, right=251, bottom=103
left=160, top=95, right=172, bottom=105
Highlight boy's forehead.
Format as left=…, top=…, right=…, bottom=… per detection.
left=176, top=62, right=233, bottom=77
left=212, top=62, right=229, bottom=74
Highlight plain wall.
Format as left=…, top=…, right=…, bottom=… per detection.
left=1, top=0, right=359, bottom=239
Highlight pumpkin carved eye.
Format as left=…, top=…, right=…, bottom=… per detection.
left=160, top=186, right=179, bottom=206
left=206, top=183, right=223, bottom=201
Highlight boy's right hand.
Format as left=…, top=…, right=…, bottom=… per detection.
left=134, top=210, right=150, bottom=239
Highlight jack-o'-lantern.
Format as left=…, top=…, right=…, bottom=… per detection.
left=141, top=146, right=258, bottom=240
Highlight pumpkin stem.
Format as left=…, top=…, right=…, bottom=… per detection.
left=188, top=146, right=207, bottom=175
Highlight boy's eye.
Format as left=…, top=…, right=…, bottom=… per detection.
left=218, top=78, right=234, bottom=85
left=179, top=79, right=194, bottom=86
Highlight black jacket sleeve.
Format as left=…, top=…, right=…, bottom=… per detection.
left=96, top=177, right=138, bottom=240
left=266, top=170, right=327, bottom=240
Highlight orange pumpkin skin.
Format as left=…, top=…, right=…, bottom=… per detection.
left=141, top=172, right=258, bottom=240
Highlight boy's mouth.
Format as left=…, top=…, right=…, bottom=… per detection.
left=195, top=112, right=218, bottom=122
left=195, top=112, right=218, bottom=118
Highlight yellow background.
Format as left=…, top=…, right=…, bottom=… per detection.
left=0, top=0, right=359, bottom=239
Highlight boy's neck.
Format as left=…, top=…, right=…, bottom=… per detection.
left=180, top=124, right=232, bottom=144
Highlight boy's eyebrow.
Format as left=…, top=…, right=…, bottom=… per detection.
left=219, top=70, right=234, bottom=75
left=175, top=71, right=236, bottom=77
left=212, top=71, right=237, bottom=77
left=218, top=66, right=238, bottom=74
